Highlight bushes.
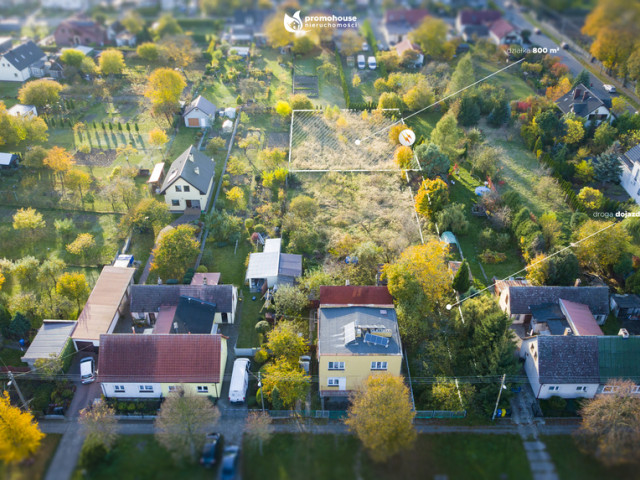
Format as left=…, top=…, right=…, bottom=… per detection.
left=479, top=250, right=507, bottom=263
left=335, top=48, right=350, bottom=108
left=109, top=398, right=161, bottom=415
left=79, top=436, right=108, bottom=470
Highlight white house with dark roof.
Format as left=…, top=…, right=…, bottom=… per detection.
left=619, top=144, right=640, bottom=205
left=555, top=84, right=613, bottom=126
left=0, top=41, right=46, bottom=82
left=521, top=335, right=640, bottom=399
left=489, top=18, right=521, bottom=45
left=160, top=145, right=215, bottom=211
left=183, top=95, right=217, bottom=128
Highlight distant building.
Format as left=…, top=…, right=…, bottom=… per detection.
left=41, top=0, right=89, bottom=10
left=0, top=41, right=46, bottom=82
left=98, top=334, right=227, bottom=399
left=0, top=37, right=12, bottom=54
left=555, top=84, right=613, bottom=127
left=488, top=18, right=521, bottom=45
left=54, top=15, right=108, bottom=47
left=245, top=238, right=302, bottom=292
left=520, top=335, right=640, bottom=399
left=21, top=320, right=75, bottom=369
left=7, top=104, right=37, bottom=118
left=0, top=153, right=20, bottom=169
left=183, top=95, right=217, bottom=128
left=317, top=286, right=402, bottom=401
left=455, top=9, right=501, bottom=42
left=160, top=145, right=216, bottom=211
left=394, top=39, right=424, bottom=68
left=382, top=8, right=430, bottom=45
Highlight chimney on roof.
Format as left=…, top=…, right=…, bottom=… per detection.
left=188, top=154, right=194, bottom=162
left=345, top=279, right=350, bottom=286
left=563, top=327, right=572, bottom=336
left=618, top=328, right=630, bottom=339
left=582, top=91, right=589, bottom=101
left=573, top=88, right=581, bottom=100
left=574, top=278, right=581, bottom=287
left=194, top=166, right=200, bottom=175
left=203, top=276, right=207, bottom=285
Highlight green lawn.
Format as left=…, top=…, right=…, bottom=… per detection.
left=294, top=53, right=345, bottom=108
left=202, top=240, right=262, bottom=348
left=474, top=57, right=535, bottom=101
left=542, top=436, right=637, bottom=480
left=72, top=435, right=216, bottom=480
left=0, top=434, right=62, bottom=480
left=243, top=433, right=532, bottom=480
left=0, top=346, right=27, bottom=367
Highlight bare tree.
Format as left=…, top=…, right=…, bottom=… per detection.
left=245, top=411, right=273, bottom=455
left=79, top=399, right=118, bottom=449
left=154, top=388, right=220, bottom=463
left=575, top=379, right=640, bottom=466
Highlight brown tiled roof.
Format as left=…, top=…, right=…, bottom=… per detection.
left=319, top=286, right=394, bottom=307
left=98, top=334, right=223, bottom=383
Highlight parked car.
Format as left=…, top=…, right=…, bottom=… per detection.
left=200, top=433, right=222, bottom=467
left=229, top=358, right=250, bottom=403
left=220, top=445, right=240, bottom=480
left=357, top=54, right=365, bottom=69
left=362, top=42, right=369, bottom=52
left=603, top=84, right=617, bottom=93
left=561, top=42, right=569, bottom=50
left=534, top=27, right=541, bottom=34
left=367, top=56, right=377, bottom=70
left=80, top=357, right=95, bottom=384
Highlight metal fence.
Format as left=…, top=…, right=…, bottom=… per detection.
left=414, top=410, right=467, bottom=419
left=234, top=347, right=259, bottom=357
left=229, top=409, right=465, bottom=420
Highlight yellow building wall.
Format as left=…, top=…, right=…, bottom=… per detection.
left=158, top=337, right=227, bottom=398
left=318, top=354, right=403, bottom=394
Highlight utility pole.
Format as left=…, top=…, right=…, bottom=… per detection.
left=7, top=371, right=29, bottom=411
left=258, top=371, right=265, bottom=412
left=491, top=373, right=507, bottom=421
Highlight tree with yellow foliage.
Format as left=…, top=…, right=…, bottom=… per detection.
left=144, top=68, right=186, bottom=123
left=345, top=373, right=416, bottom=462
left=414, top=177, right=449, bottom=220
left=525, top=253, right=549, bottom=285
left=0, top=391, right=45, bottom=465
left=545, top=77, right=572, bottom=101
left=575, top=220, right=630, bottom=274
left=563, top=116, right=585, bottom=145
left=393, top=145, right=413, bottom=169
left=148, top=128, right=169, bottom=148
left=0, top=270, right=4, bottom=291
left=44, top=146, right=74, bottom=190
left=99, top=49, right=125, bottom=76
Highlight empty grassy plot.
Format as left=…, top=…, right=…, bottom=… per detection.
left=295, top=172, right=423, bottom=255
left=290, top=109, right=410, bottom=171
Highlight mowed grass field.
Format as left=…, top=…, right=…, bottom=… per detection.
left=242, top=433, right=532, bottom=480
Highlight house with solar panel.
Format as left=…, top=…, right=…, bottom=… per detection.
left=619, top=144, right=640, bottom=205
left=317, top=286, right=402, bottom=403
left=520, top=334, right=640, bottom=399
left=98, top=334, right=227, bottom=399
left=245, top=238, right=302, bottom=293
left=160, top=145, right=216, bottom=212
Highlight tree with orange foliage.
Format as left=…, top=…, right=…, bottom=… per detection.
left=545, top=77, right=572, bottom=101
left=43, top=146, right=74, bottom=191
left=0, top=391, right=45, bottom=465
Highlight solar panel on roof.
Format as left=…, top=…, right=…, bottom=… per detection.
left=343, top=321, right=356, bottom=345
left=364, top=333, right=389, bottom=347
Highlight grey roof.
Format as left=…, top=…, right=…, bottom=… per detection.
left=611, top=294, right=640, bottom=309
left=529, top=303, right=564, bottom=322
left=536, top=336, right=600, bottom=384
left=245, top=238, right=302, bottom=281
left=506, top=286, right=609, bottom=316
left=2, top=41, right=45, bottom=70
left=160, top=146, right=215, bottom=194
left=279, top=253, right=302, bottom=277
left=173, top=296, right=216, bottom=334
left=130, top=284, right=234, bottom=313
left=183, top=95, right=217, bottom=117
left=21, top=320, right=75, bottom=362
left=318, top=306, right=402, bottom=356
left=621, top=144, right=640, bottom=168
left=555, top=84, right=607, bottom=118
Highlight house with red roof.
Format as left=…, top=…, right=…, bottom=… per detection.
left=382, top=8, right=429, bottom=45
left=455, top=9, right=519, bottom=45
left=98, top=334, right=227, bottom=399
left=489, top=18, right=521, bottom=45
left=394, top=39, right=424, bottom=68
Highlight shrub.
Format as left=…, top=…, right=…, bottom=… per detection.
left=196, top=265, right=207, bottom=273
left=548, top=395, right=567, bottom=411
left=79, top=436, right=108, bottom=469
left=254, top=348, right=269, bottom=364
left=479, top=250, right=507, bottom=264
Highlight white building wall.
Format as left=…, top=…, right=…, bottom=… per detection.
left=164, top=177, right=214, bottom=212
left=585, top=105, right=612, bottom=126
left=184, top=109, right=213, bottom=128
left=620, top=161, right=640, bottom=205
left=0, top=64, right=30, bottom=82
left=101, top=382, right=163, bottom=398
left=537, top=383, right=599, bottom=400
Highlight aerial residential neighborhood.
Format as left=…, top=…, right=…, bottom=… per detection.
left=1, top=0, right=640, bottom=479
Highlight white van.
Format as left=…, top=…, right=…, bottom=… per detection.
left=228, top=358, right=250, bottom=403
left=357, top=55, right=365, bottom=69
left=80, top=357, right=95, bottom=384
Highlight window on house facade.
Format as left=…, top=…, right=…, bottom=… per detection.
left=183, top=185, right=190, bottom=192
left=139, top=385, right=154, bottom=393
left=172, top=199, right=180, bottom=206
left=327, top=378, right=340, bottom=386
left=175, top=185, right=182, bottom=192
left=576, top=386, right=587, bottom=392
left=371, top=361, right=388, bottom=370
left=632, top=386, right=640, bottom=394
left=602, top=386, right=618, bottom=393
left=114, top=385, right=125, bottom=392
left=197, top=386, right=209, bottom=393
left=548, top=386, right=559, bottom=391
left=168, top=386, right=177, bottom=392
left=328, top=361, right=345, bottom=370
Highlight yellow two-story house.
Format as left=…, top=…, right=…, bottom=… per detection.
left=317, top=286, right=403, bottom=402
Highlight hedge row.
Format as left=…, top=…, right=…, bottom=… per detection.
left=335, top=48, right=350, bottom=108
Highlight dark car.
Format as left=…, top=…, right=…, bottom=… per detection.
left=220, top=445, right=240, bottom=480
left=200, top=433, right=222, bottom=467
